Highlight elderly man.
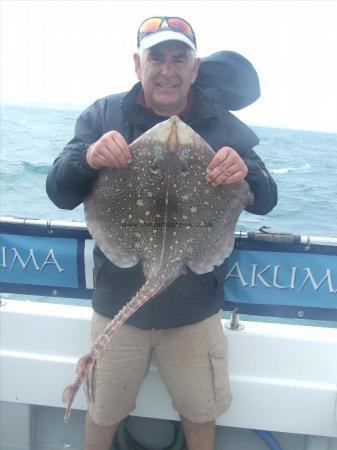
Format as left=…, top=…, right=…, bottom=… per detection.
left=46, top=16, right=277, bottom=450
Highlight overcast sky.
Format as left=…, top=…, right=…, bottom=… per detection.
left=1, top=0, right=337, bottom=132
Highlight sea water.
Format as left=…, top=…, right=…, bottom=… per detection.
left=2, top=104, right=336, bottom=235
left=1, top=104, right=337, bottom=325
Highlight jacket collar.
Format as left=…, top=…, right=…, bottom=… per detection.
left=120, top=82, right=218, bottom=128
left=136, top=87, right=194, bottom=119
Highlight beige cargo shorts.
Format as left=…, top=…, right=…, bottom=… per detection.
left=84, top=310, right=232, bottom=426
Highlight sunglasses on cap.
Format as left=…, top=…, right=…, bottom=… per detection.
left=137, top=16, right=197, bottom=49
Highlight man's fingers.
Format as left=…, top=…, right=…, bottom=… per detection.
left=209, top=167, right=246, bottom=186
left=222, top=173, right=245, bottom=185
left=91, top=150, right=123, bottom=169
left=100, top=150, right=124, bottom=169
left=207, top=160, right=237, bottom=180
left=87, top=143, right=124, bottom=169
left=105, top=131, right=132, bottom=167
left=206, top=148, right=230, bottom=172
left=86, top=130, right=132, bottom=169
left=104, top=141, right=128, bottom=168
left=112, top=133, right=132, bottom=162
left=205, top=147, right=248, bottom=186
left=207, top=163, right=243, bottom=185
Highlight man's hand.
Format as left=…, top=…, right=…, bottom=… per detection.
left=206, top=146, right=248, bottom=186
left=86, top=131, right=132, bottom=169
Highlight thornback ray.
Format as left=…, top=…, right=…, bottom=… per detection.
left=62, top=115, right=254, bottom=422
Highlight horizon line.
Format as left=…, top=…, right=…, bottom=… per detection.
left=1, top=101, right=336, bottom=135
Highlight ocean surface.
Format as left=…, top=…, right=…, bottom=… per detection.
left=2, top=104, right=337, bottom=235
left=1, top=104, right=336, bottom=326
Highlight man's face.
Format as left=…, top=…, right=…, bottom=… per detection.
left=133, top=41, right=200, bottom=116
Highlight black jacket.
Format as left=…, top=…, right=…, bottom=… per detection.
left=46, top=57, right=277, bottom=329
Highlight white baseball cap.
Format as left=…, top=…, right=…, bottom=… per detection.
left=137, top=17, right=197, bottom=53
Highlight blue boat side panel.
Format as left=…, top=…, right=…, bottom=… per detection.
left=1, top=221, right=337, bottom=321
left=225, top=249, right=337, bottom=308
left=0, top=283, right=92, bottom=299
left=224, top=301, right=337, bottom=321
left=223, top=242, right=337, bottom=320
left=0, top=232, right=91, bottom=298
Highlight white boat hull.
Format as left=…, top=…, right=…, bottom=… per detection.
left=1, top=299, right=337, bottom=449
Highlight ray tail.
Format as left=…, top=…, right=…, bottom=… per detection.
left=62, top=276, right=164, bottom=423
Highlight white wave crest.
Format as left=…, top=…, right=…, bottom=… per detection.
left=271, top=163, right=311, bottom=174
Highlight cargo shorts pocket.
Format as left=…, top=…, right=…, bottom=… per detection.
left=83, top=360, right=96, bottom=403
left=209, top=340, right=232, bottom=413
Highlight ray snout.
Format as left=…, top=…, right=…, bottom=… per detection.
left=147, top=116, right=199, bottom=152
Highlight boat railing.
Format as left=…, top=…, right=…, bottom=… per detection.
left=1, top=216, right=336, bottom=322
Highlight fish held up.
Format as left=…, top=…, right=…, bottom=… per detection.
left=62, top=116, right=253, bottom=422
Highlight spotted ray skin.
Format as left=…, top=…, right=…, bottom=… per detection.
left=62, top=116, right=253, bottom=421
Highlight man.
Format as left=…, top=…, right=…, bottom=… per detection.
left=46, top=16, right=277, bottom=450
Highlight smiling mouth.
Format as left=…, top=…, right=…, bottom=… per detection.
left=156, top=83, right=178, bottom=89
